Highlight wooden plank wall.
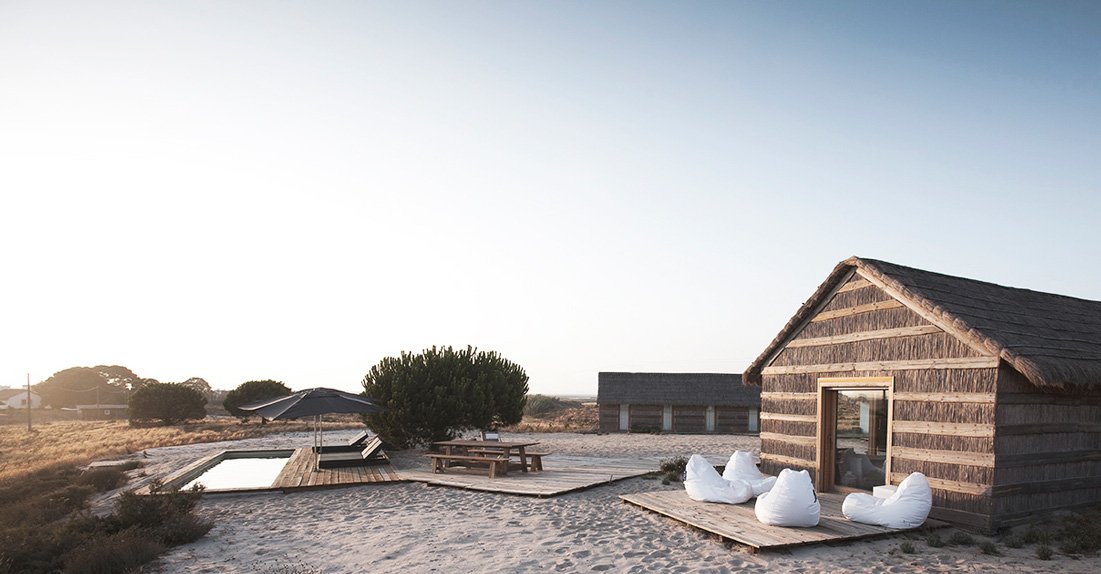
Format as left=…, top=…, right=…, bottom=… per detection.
left=673, top=406, right=706, bottom=433
left=629, top=404, right=662, bottom=431
left=759, top=273, right=1001, bottom=530
left=991, top=366, right=1101, bottom=528
left=598, top=404, right=619, bottom=433
left=716, top=406, right=752, bottom=432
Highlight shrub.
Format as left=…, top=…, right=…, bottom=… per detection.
left=62, top=529, right=166, bottom=574
left=78, top=468, right=130, bottom=492
left=659, top=456, right=688, bottom=480
left=361, top=346, right=528, bottom=448
left=129, top=383, right=207, bottom=425
left=223, top=380, right=292, bottom=420
left=1036, top=544, right=1054, bottom=560
left=947, top=531, right=975, bottom=546
left=1053, top=506, right=1101, bottom=554
left=1002, top=534, right=1024, bottom=549
left=899, top=540, right=916, bottom=554
left=925, top=533, right=944, bottom=548
left=978, top=540, right=999, bottom=555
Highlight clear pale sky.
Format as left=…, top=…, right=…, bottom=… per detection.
left=2, top=1, right=1099, bottom=396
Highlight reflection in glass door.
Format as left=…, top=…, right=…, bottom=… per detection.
left=832, top=389, right=888, bottom=490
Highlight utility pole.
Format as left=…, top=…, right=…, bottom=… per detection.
left=26, top=373, right=32, bottom=432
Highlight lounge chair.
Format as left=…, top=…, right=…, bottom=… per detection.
left=312, top=429, right=373, bottom=453
left=317, top=436, right=389, bottom=468
left=842, top=472, right=932, bottom=529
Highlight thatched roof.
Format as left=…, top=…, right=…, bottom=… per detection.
left=744, top=257, right=1101, bottom=390
left=597, top=372, right=760, bottom=406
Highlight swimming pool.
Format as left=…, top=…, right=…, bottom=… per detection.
left=158, top=449, right=295, bottom=494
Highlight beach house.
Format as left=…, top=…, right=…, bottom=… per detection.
left=597, top=372, right=760, bottom=434
left=743, top=256, right=1101, bottom=530
left=0, top=389, right=41, bottom=410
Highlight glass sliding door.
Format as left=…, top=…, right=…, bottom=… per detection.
left=832, top=389, right=888, bottom=490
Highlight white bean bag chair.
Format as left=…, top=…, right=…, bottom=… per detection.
left=683, top=454, right=753, bottom=504
left=754, top=468, right=820, bottom=527
left=722, top=451, right=777, bottom=497
left=842, top=472, right=932, bottom=529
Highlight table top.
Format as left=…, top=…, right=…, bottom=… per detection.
left=432, top=439, right=541, bottom=448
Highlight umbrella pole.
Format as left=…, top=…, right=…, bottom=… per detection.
left=314, top=415, right=321, bottom=472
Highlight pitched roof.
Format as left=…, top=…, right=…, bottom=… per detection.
left=597, top=372, right=760, bottom=406
left=0, top=389, right=39, bottom=401
left=744, top=257, right=1101, bottom=390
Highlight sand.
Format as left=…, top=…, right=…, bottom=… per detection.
left=127, top=431, right=1098, bottom=574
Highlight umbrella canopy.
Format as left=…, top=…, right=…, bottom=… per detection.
left=239, top=387, right=385, bottom=419
left=239, top=387, right=386, bottom=471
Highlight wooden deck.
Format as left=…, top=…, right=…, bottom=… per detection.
left=271, top=447, right=403, bottom=490
left=621, top=489, right=946, bottom=551
left=397, top=456, right=655, bottom=497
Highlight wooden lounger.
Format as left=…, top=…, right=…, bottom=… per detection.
left=317, top=437, right=389, bottom=468
left=313, top=429, right=373, bottom=453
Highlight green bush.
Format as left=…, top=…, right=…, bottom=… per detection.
left=361, top=346, right=528, bottom=448
left=223, top=380, right=292, bottom=420
left=899, top=540, right=916, bottom=554
left=1036, top=544, right=1054, bottom=560
left=129, top=382, right=207, bottom=425
left=925, top=533, right=944, bottom=548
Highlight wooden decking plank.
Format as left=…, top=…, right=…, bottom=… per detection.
left=620, top=489, right=940, bottom=551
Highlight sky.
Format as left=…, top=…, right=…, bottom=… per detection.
left=2, top=1, right=1099, bottom=396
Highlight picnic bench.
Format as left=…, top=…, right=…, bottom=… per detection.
left=429, top=439, right=545, bottom=477
left=425, top=453, right=510, bottom=478
left=468, top=448, right=550, bottom=471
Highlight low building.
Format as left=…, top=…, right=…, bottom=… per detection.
left=76, top=404, right=129, bottom=420
left=0, top=389, right=41, bottom=409
left=743, top=256, right=1101, bottom=530
left=597, top=372, right=760, bottom=433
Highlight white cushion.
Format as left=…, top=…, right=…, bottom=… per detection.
left=754, top=468, right=821, bottom=527
left=683, top=454, right=753, bottom=504
left=722, top=451, right=778, bottom=497
left=842, top=472, right=932, bottom=529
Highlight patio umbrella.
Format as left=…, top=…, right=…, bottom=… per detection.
left=239, top=387, right=386, bottom=468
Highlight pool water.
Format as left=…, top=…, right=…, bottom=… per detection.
left=182, top=455, right=290, bottom=491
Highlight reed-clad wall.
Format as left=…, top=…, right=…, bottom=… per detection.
left=757, top=274, right=1000, bottom=527
left=747, top=256, right=1101, bottom=531
left=992, top=366, right=1101, bottom=527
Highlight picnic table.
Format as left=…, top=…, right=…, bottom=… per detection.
left=428, top=439, right=545, bottom=477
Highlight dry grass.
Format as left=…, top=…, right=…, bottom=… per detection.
left=505, top=404, right=599, bottom=433
left=0, top=418, right=356, bottom=483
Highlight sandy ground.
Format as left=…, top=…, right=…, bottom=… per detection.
left=124, top=431, right=1099, bottom=574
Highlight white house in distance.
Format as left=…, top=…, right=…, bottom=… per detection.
left=0, top=388, right=42, bottom=409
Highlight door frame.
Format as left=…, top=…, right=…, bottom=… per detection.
left=815, top=376, right=895, bottom=493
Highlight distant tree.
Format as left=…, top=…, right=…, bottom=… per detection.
left=223, top=380, right=292, bottom=420
left=129, top=382, right=207, bottom=425
left=180, top=377, right=212, bottom=396
left=361, top=346, right=528, bottom=448
left=34, top=365, right=147, bottom=408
